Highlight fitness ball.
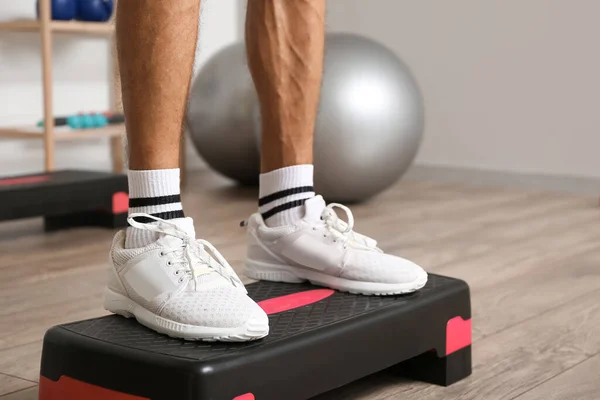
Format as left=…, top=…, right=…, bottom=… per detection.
left=312, top=33, right=424, bottom=202
left=187, top=44, right=260, bottom=185
left=188, top=33, right=424, bottom=201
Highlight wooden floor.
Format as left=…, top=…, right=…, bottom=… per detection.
left=1, top=170, right=599, bottom=400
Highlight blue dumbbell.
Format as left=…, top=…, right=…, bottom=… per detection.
left=36, top=0, right=77, bottom=21
left=76, top=0, right=114, bottom=22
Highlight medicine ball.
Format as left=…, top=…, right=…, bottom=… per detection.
left=76, top=0, right=114, bottom=22
left=36, top=0, right=77, bottom=21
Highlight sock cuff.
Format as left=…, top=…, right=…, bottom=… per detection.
left=128, top=168, right=181, bottom=199
left=259, top=165, right=315, bottom=226
left=259, top=165, right=314, bottom=198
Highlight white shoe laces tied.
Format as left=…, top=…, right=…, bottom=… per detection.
left=321, top=203, right=382, bottom=252
left=127, top=213, right=244, bottom=290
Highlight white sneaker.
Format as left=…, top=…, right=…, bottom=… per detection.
left=244, top=196, right=427, bottom=295
left=104, top=213, right=269, bottom=342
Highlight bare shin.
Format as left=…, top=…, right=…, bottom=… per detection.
left=245, top=0, right=326, bottom=173
left=117, top=1, right=200, bottom=170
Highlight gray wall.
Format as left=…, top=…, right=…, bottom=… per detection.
left=327, top=0, right=600, bottom=179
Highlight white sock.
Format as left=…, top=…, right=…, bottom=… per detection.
left=259, top=165, right=315, bottom=227
left=125, top=168, right=184, bottom=249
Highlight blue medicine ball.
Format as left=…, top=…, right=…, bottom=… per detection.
left=36, top=0, right=77, bottom=21
left=76, top=0, right=114, bottom=22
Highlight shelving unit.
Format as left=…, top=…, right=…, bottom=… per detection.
left=0, top=125, right=124, bottom=140
left=0, top=0, right=124, bottom=172
left=0, top=19, right=115, bottom=35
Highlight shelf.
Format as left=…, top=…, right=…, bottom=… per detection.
left=0, top=124, right=124, bottom=141
left=0, top=19, right=114, bottom=36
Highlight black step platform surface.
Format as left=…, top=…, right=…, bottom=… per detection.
left=0, top=170, right=128, bottom=230
left=40, top=274, right=471, bottom=400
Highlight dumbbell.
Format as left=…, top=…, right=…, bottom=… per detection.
left=76, top=0, right=114, bottom=22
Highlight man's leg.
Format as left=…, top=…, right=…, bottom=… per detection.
left=117, top=1, right=197, bottom=248
left=244, top=1, right=427, bottom=295
left=246, top=0, right=325, bottom=227
left=119, top=1, right=194, bottom=171
left=104, top=1, right=269, bottom=342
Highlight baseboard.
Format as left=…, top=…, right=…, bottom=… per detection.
left=405, top=165, right=600, bottom=197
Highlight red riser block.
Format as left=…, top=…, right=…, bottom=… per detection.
left=112, top=191, right=129, bottom=214
left=40, top=375, right=255, bottom=400
left=446, top=316, right=472, bottom=355
left=39, top=376, right=148, bottom=400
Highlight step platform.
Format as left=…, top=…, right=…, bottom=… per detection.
left=0, top=170, right=128, bottom=231
left=40, top=274, right=472, bottom=400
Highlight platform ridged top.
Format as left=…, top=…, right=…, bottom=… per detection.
left=0, top=170, right=125, bottom=192
left=61, top=274, right=460, bottom=361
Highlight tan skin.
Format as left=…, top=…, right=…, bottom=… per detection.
left=246, top=0, right=326, bottom=173
left=117, top=0, right=200, bottom=170
left=117, top=0, right=326, bottom=173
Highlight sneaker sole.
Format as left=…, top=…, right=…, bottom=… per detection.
left=103, top=288, right=269, bottom=342
left=243, top=260, right=428, bottom=296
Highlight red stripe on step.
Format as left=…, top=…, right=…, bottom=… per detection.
left=0, top=175, right=50, bottom=186
left=258, top=289, right=335, bottom=315
left=39, top=376, right=148, bottom=400
left=233, top=394, right=255, bottom=400
left=446, top=316, right=472, bottom=355
left=112, top=191, right=129, bottom=214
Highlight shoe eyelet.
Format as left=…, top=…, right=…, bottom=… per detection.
left=178, top=278, right=184, bottom=283
left=167, top=260, right=172, bottom=266
left=312, top=227, right=317, bottom=231
left=159, top=251, right=165, bottom=257
left=333, top=240, right=337, bottom=243
left=320, top=216, right=323, bottom=220
left=323, top=234, right=327, bottom=238
left=174, top=270, right=180, bottom=275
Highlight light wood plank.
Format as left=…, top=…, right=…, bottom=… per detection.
left=39, top=0, right=55, bottom=171
left=0, top=129, right=43, bottom=140
left=0, top=387, right=38, bottom=400
left=318, top=289, right=600, bottom=400
left=411, top=289, right=600, bottom=400
left=109, top=23, right=125, bottom=174
left=0, top=20, right=114, bottom=35
left=51, top=20, right=114, bottom=35
left=0, top=125, right=125, bottom=141
left=0, top=342, right=42, bottom=382
left=515, top=353, right=600, bottom=400
left=0, top=374, right=35, bottom=397
left=0, top=20, right=41, bottom=32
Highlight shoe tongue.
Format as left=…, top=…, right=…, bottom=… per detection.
left=153, top=218, right=233, bottom=289
left=303, top=195, right=326, bottom=222
left=157, top=217, right=196, bottom=247
left=169, top=217, right=196, bottom=237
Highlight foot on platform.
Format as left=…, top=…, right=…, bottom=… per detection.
left=104, top=214, right=269, bottom=342
left=244, top=195, right=428, bottom=295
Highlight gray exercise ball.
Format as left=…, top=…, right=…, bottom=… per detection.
left=186, top=43, right=260, bottom=185
left=311, top=33, right=424, bottom=202
left=188, top=33, right=424, bottom=201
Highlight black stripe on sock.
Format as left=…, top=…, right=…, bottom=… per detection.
left=258, top=186, right=314, bottom=207
left=129, top=194, right=181, bottom=208
left=131, top=210, right=185, bottom=223
left=261, top=199, right=307, bottom=221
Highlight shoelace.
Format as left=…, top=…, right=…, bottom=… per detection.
left=320, top=203, right=382, bottom=252
left=127, top=213, right=244, bottom=290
